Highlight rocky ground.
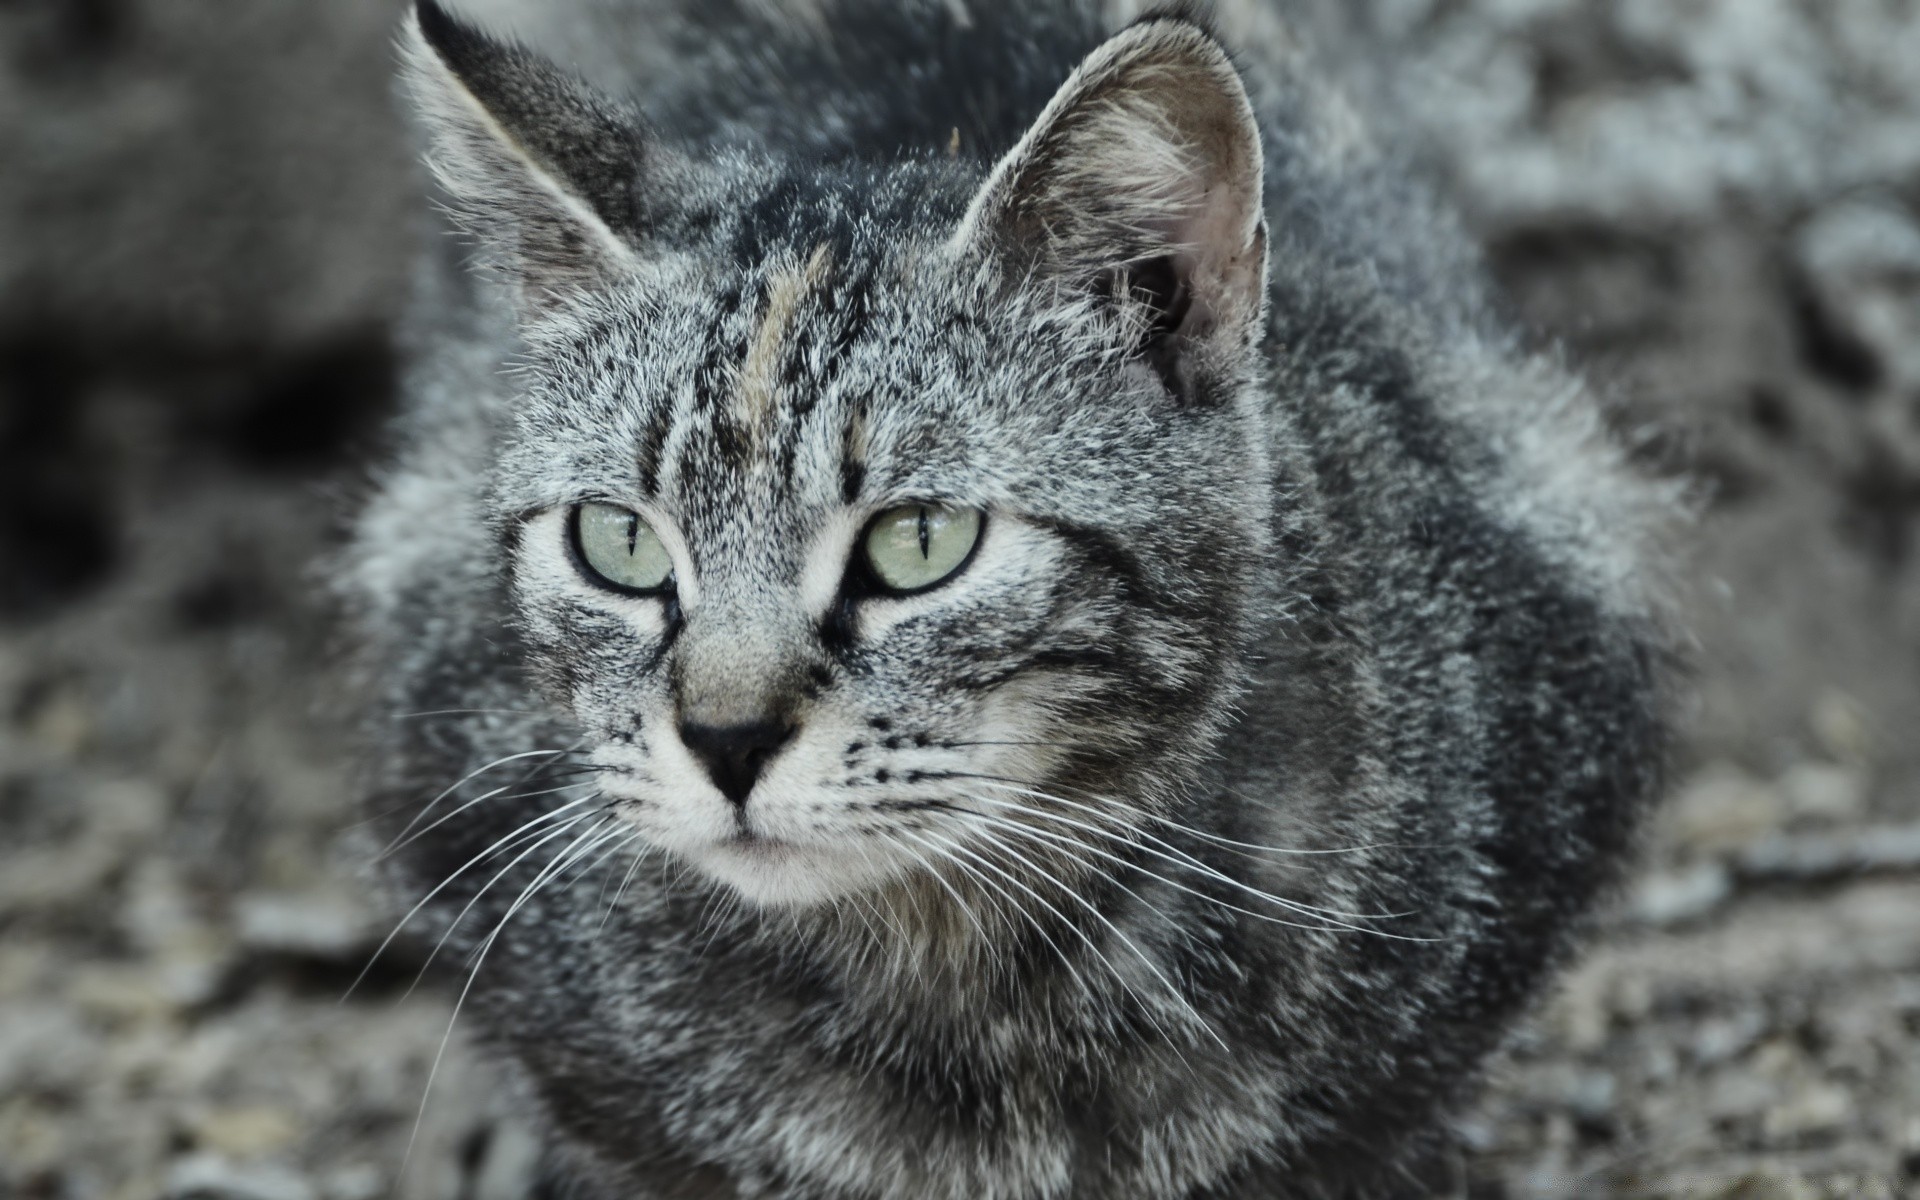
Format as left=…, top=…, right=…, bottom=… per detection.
left=3, top=1, right=1920, bottom=1197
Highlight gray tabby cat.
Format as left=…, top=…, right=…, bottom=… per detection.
left=341, top=0, right=1674, bottom=1195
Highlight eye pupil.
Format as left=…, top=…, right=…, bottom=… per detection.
left=573, top=502, right=674, bottom=594
left=861, top=503, right=982, bottom=593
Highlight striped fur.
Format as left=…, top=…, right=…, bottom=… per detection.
left=340, top=1, right=1677, bottom=1195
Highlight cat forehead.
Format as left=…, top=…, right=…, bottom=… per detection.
left=510, top=242, right=1018, bottom=514
left=527, top=155, right=1041, bottom=420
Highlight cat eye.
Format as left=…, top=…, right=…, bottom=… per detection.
left=572, top=502, right=674, bottom=594
left=861, top=504, right=982, bottom=593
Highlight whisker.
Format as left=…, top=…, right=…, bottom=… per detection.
left=557, top=831, right=647, bottom=927
left=342, top=795, right=602, bottom=1003
left=691, top=886, right=744, bottom=962
left=381, top=780, right=590, bottom=860
left=403, top=815, right=615, bottom=1176
left=597, top=840, right=655, bottom=932
left=963, top=787, right=1435, bottom=938
left=844, top=889, right=887, bottom=952
left=937, top=739, right=1081, bottom=750
left=946, top=818, right=1225, bottom=1051
left=381, top=746, right=578, bottom=856
left=875, top=828, right=996, bottom=953
left=954, top=771, right=1400, bottom=861
left=935, top=833, right=1215, bottom=1054
left=957, top=797, right=1435, bottom=943
left=407, top=808, right=610, bottom=997
left=901, top=830, right=1094, bottom=1009
left=843, top=842, right=915, bottom=973
left=958, top=777, right=1418, bottom=920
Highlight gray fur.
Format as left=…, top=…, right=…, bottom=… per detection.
left=340, top=1, right=1676, bottom=1195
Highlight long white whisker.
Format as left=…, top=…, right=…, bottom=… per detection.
left=406, top=811, right=606, bottom=998
left=844, top=889, right=886, bottom=954
left=598, top=838, right=654, bottom=933
left=958, top=799, right=1423, bottom=945
left=902, top=830, right=1091, bottom=1006
left=383, top=780, right=589, bottom=859
left=382, top=747, right=574, bottom=856
left=557, top=829, right=644, bottom=901
left=967, top=783, right=1427, bottom=931
left=937, top=834, right=1215, bottom=1055
left=467, top=820, right=626, bottom=966
left=844, top=842, right=915, bottom=975
left=879, top=828, right=996, bottom=954
left=946, top=819, right=1225, bottom=1052
left=343, top=796, right=600, bottom=1003
left=956, top=772, right=1399, bottom=861
left=403, top=815, right=613, bottom=1177
left=395, top=707, right=550, bottom=720
left=691, top=886, right=744, bottom=962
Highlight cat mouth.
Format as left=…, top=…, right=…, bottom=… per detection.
left=713, top=820, right=824, bottom=866
left=686, top=822, right=907, bottom=907
left=720, top=828, right=792, bottom=854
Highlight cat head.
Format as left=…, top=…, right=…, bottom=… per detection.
left=403, top=0, right=1273, bottom=908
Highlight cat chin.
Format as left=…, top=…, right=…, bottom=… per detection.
left=683, top=835, right=906, bottom=908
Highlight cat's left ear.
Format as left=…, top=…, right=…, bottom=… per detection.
left=402, top=0, right=686, bottom=316
left=953, top=18, right=1267, bottom=401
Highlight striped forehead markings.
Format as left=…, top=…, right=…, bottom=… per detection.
left=734, top=242, right=835, bottom=445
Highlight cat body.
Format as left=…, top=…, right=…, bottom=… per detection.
left=342, top=1, right=1673, bottom=1196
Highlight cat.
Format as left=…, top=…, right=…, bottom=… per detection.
left=339, top=0, right=1676, bottom=1195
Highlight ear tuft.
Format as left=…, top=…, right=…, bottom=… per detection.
left=403, top=0, right=658, bottom=313
left=955, top=18, right=1268, bottom=400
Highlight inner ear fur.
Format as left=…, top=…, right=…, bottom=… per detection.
left=954, top=18, right=1269, bottom=396
left=402, top=0, right=665, bottom=313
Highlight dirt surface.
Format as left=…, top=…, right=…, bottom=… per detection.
left=3, top=1, right=1920, bottom=1197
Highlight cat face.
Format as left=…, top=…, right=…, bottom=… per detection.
left=408, top=4, right=1271, bottom=906
left=494, top=248, right=1266, bottom=904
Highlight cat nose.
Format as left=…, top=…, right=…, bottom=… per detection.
left=678, top=719, right=796, bottom=806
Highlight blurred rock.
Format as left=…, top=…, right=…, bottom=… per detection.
left=191, top=1108, right=302, bottom=1160
left=1691, top=1173, right=1821, bottom=1200
left=91, top=776, right=170, bottom=843
left=166, top=1154, right=315, bottom=1200
left=68, top=963, right=179, bottom=1023
left=235, top=889, right=374, bottom=962
left=1704, top=1068, right=1777, bottom=1124
left=1690, top=1008, right=1767, bottom=1067
left=1793, top=197, right=1920, bottom=395
left=1664, top=765, right=1787, bottom=854
left=1762, top=1082, right=1853, bottom=1141
left=0, top=1003, right=95, bottom=1096
left=1356, top=0, right=1920, bottom=228
left=0, top=838, right=124, bottom=914
left=472, top=1119, right=542, bottom=1200
left=26, top=690, right=94, bottom=758
left=152, top=936, right=237, bottom=1010
left=1806, top=689, right=1874, bottom=768
left=1777, top=762, right=1867, bottom=826
left=1633, top=861, right=1733, bottom=926
left=318, top=1164, right=385, bottom=1200
left=1737, top=824, right=1920, bottom=883
left=122, top=857, right=211, bottom=954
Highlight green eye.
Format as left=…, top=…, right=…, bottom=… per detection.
left=862, top=504, right=983, bottom=593
left=573, top=502, right=674, bottom=594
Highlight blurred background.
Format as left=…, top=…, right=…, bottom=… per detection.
left=1, top=1, right=1918, bottom=1197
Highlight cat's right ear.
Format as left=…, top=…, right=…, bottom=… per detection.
left=951, top=18, right=1266, bottom=404
left=402, top=0, right=671, bottom=315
